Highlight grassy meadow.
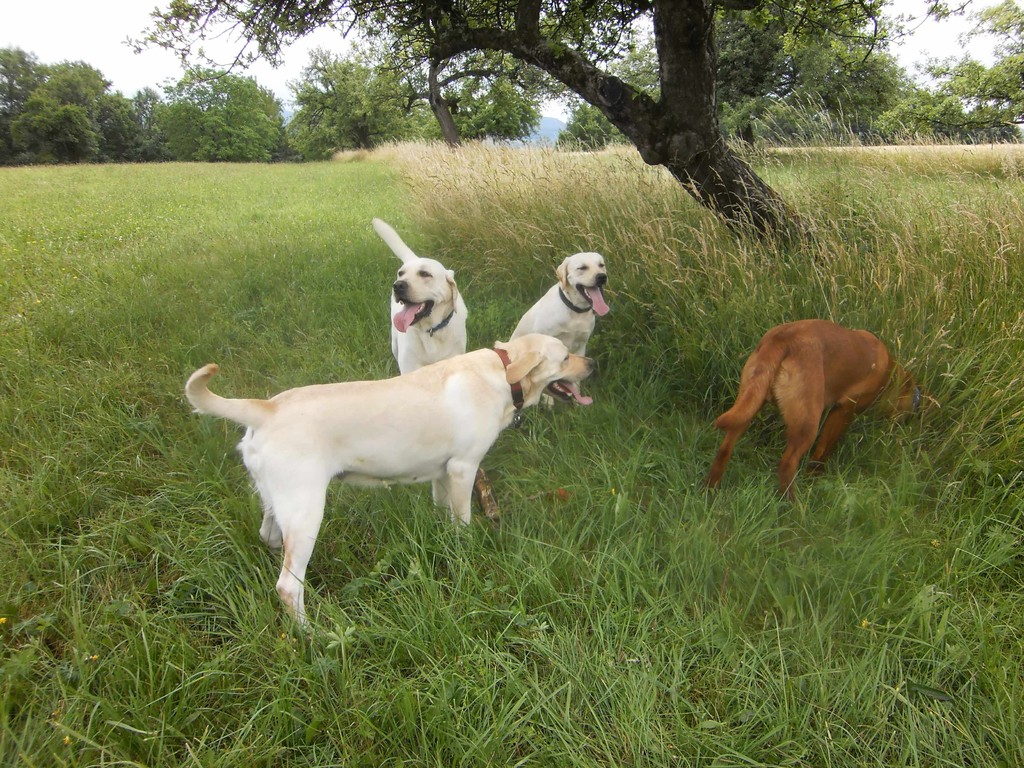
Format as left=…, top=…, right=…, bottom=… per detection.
left=1, top=144, right=1022, bottom=766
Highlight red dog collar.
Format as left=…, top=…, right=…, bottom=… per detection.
left=493, top=348, right=525, bottom=410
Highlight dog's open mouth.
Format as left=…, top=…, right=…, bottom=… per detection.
left=393, top=299, right=434, bottom=333
left=577, top=283, right=610, bottom=316
left=546, top=380, right=593, bottom=406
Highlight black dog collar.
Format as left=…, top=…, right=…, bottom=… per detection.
left=558, top=288, right=592, bottom=314
left=426, top=308, right=456, bottom=337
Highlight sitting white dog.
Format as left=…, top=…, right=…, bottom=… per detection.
left=511, top=251, right=609, bottom=356
left=372, top=218, right=467, bottom=374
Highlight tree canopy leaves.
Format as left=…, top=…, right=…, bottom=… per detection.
left=162, top=69, right=286, bottom=161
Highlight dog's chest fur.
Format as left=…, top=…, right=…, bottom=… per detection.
left=556, top=312, right=596, bottom=355
left=391, top=313, right=467, bottom=374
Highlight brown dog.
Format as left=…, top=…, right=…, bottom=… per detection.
left=705, top=319, right=922, bottom=498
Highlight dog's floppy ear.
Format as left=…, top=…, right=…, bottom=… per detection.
left=496, top=341, right=544, bottom=385
left=446, top=269, right=460, bottom=300
left=556, top=258, right=571, bottom=290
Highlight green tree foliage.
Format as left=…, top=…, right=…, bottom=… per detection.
left=95, top=93, right=143, bottom=162
left=372, top=34, right=546, bottom=146
left=0, top=48, right=298, bottom=165
left=288, top=49, right=423, bottom=158
left=2, top=57, right=160, bottom=163
left=0, top=48, right=46, bottom=163
left=714, top=10, right=914, bottom=143
left=288, top=43, right=541, bottom=156
left=12, top=99, right=97, bottom=162
left=557, top=102, right=620, bottom=149
left=435, top=74, right=540, bottom=142
left=160, top=70, right=285, bottom=161
left=794, top=41, right=906, bottom=126
left=133, top=87, right=172, bottom=161
left=903, top=0, right=1024, bottom=133
left=11, top=62, right=110, bottom=163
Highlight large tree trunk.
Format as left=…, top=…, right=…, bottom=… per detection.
left=439, top=0, right=798, bottom=237
left=643, top=1, right=793, bottom=233
left=428, top=59, right=462, bottom=148
left=584, top=1, right=795, bottom=235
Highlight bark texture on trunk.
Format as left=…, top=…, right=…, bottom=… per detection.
left=645, top=1, right=793, bottom=233
left=428, top=59, right=462, bottom=148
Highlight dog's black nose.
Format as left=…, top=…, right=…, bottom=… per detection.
left=595, top=273, right=608, bottom=286
left=393, top=280, right=407, bottom=296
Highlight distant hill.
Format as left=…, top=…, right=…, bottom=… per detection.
left=529, top=116, right=566, bottom=145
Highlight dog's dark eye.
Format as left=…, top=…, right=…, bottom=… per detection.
left=578, top=265, right=589, bottom=272
left=418, top=270, right=432, bottom=279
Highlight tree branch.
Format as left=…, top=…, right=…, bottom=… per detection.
left=430, top=25, right=658, bottom=124
left=515, top=0, right=542, bottom=40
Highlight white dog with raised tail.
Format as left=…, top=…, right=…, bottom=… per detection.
left=373, top=218, right=468, bottom=374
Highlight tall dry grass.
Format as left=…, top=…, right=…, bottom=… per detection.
left=383, top=140, right=1024, bottom=486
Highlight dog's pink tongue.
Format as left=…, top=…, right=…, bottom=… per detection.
left=586, top=287, right=609, bottom=316
left=393, top=303, right=424, bottom=333
left=568, top=383, right=593, bottom=406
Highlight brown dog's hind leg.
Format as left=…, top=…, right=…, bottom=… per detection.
left=705, top=423, right=749, bottom=489
left=806, top=403, right=857, bottom=474
left=777, top=423, right=818, bottom=499
left=776, top=385, right=823, bottom=499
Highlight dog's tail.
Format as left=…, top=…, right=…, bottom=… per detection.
left=372, top=218, right=418, bottom=264
left=714, top=344, right=787, bottom=431
left=185, top=364, right=275, bottom=429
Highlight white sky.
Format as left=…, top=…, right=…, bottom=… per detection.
left=0, top=0, right=1000, bottom=115
left=0, top=1, right=348, bottom=109
left=888, top=0, right=996, bottom=71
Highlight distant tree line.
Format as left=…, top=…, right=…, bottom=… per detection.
left=2, top=2, right=1021, bottom=166
left=0, top=44, right=543, bottom=165
left=0, top=49, right=292, bottom=164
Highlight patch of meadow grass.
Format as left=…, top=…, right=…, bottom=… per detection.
left=1, top=146, right=1022, bottom=766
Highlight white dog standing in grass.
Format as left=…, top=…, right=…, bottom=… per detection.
left=373, top=217, right=504, bottom=519
left=185, top=334, right=594, bottom=624
left=511, top=251, right=609, bottom=356
left=372, top=217, right=467, bottom=374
